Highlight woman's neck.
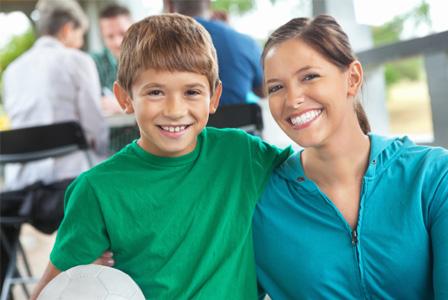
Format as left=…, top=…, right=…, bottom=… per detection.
left=302, top=128, right=370, bottom=187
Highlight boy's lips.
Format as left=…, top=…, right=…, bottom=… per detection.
left=288, top=109, right=323, bottom=129
left=159, top=125, right=189, bottom=133
left=157, top=124, right=192, bottom=137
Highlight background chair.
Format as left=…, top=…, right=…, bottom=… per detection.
left=0, top=121, right=92, bottom=300
left=207, top=103, right=264, bottom=137
left=109, top=125, right=139, bottom=154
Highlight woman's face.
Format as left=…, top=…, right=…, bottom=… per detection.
left=264, top=38, right=360, bottom=148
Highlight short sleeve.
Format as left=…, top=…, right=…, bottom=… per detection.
left=248, top=134, right=292, bottom=200
left=50, top=175, right=110, bottom=271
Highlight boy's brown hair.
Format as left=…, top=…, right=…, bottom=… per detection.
left=117, top=13, right=219, bottom=96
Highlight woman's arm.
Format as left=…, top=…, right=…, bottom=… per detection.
left=431, top=171, right=448, bottom=298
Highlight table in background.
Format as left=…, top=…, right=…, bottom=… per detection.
left=107, top=114, right=139, bottom=154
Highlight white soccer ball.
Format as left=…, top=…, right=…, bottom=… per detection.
left=37, top=264, right=145, bottom=300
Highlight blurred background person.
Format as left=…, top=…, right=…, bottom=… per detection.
left=165, top=0, right=265, bottom=105
left=211, top=9, right=229, bottom=23
left=91, top=4, right=132, bottom=115
left=2, top=0, right=109, bottom=192
left=1, top=0, right=109, bottom=286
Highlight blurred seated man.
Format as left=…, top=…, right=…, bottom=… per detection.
left=91, top=4, right=132, bottom=115
left=3, top=0, right=109, bottom=192
left=166, top=0, right=265, bottom=105
left=1, top=0, right=109, bottom=285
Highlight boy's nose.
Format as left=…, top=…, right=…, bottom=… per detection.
left=163, top=97, right=187, bottom=119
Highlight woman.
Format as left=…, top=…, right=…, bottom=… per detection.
left=253, top=15, right=448, bottom=299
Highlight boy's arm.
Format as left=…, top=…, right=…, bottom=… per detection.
left=250, top=135, right=292, bottom=176
left=30, top=262, right=61, bottom=300
left=51, top=175, right=111, bottom=270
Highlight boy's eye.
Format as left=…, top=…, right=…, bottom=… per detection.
left=186, top=89, right=201, bottom=96
left=303, top=73, right=319, bottom=81
left=148, top=89, right=163, bottom=96
left=267, top=84, right=283, bottom=95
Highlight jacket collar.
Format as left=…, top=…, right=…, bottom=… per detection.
left=276, top=134, right=412, bottom=185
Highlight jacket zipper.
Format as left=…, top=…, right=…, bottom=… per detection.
left=352, top=228, right=358, bottom=246
left=314, top=178, right=368, bottom=298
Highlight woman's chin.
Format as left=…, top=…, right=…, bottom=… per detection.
left=287, top=130, right=324, bottom=149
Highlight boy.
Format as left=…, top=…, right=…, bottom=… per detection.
left=32, top=14, right=290, bottom=299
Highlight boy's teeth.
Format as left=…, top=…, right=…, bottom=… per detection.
left=290, top=110, right=322, bottom=126
left=161, top=125, right=186, bottom=132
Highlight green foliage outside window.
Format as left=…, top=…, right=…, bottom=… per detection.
left=0, top=28, right=36, bottom=104
left=371, top=1, right=430, bottom=86
left=211, top=0, right=277, bottom=14
left=212, top=0, right=255, bottom=13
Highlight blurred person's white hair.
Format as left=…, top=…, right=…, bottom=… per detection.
left=34, top=0, right=89, bottom=36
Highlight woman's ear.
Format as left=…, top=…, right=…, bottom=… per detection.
left=113, top=81, right=134, bottom=114
left=348, top=60, right=363, bottom=97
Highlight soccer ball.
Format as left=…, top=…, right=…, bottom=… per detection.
left=37, top=264, right=145, bottom=300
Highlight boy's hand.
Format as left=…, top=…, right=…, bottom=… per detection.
left=93, top=251, right=115, bottom=267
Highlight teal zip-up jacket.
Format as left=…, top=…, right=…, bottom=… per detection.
left=253, top=134, right=448, bottom=299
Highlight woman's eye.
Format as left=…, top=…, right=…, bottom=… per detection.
left=268, top=85, right=282, bottom=94
left=303, top=73, right=319, bottom=81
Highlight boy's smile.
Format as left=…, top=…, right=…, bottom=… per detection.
left=159, top=124, right=190, bottom=136
left=115, top=69, right=221, bottom=157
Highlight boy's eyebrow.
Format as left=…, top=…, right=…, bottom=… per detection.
left=265, top=65, right=313, bottom=84
left=141, top=82, right=165, bottom=89
left=140, top=82, right=208, bottom=90
left=184, top=83, right=208, bottom=89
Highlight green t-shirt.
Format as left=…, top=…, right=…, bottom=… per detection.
left=50, top=127, right=291, bottom=299
left=90, top=48, right=117, bottom=92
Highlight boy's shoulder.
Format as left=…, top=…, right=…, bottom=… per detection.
left=203, top=127, right=286, bottom=152
left=80, top=142, right=139, bottom=179
left=204, top=126, right=261, bottom=142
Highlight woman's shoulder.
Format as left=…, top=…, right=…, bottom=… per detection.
left=398, top=136, right=448, bottom=162
left=370, top=133, right=448, bottom=162
left=380, top=135, right=448, bottom=182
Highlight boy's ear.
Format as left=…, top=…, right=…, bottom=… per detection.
left=113, top=81, right=134, bottom=114
left=347, top=60, right=363, bottom=97
left=209, top=81, right=222, bottom=114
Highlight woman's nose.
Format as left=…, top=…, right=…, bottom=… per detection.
left=285, top=85, right=305, bottom=108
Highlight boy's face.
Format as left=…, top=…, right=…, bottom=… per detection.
left=114, top=69, right=221, bottom=157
